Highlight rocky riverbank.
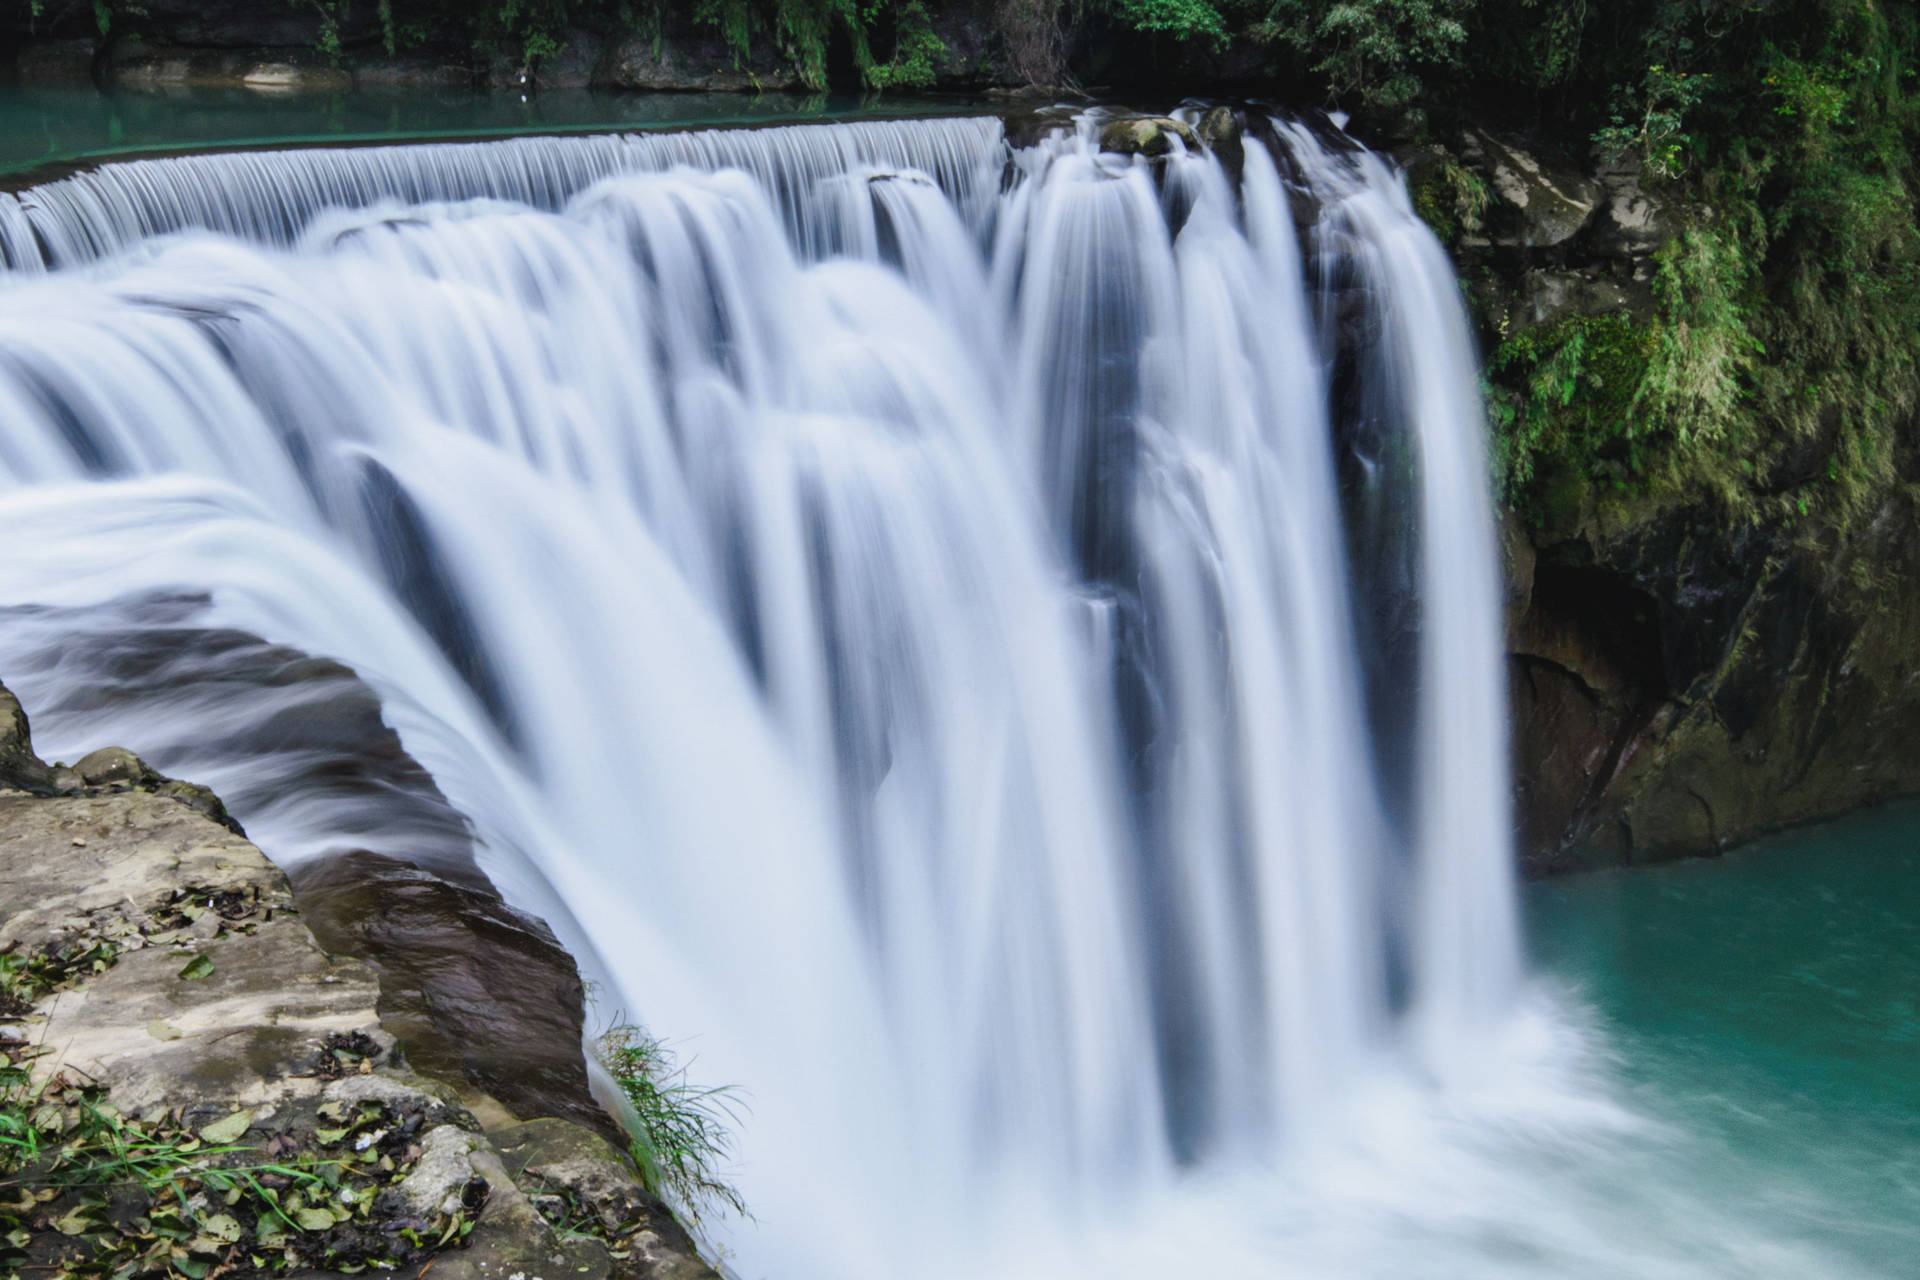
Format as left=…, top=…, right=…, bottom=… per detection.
left=0, top=681, right=715, bottom=1280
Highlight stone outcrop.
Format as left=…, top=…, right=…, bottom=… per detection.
left=0, top=682, right=717, bottom=1280
left=1507, top=482, right=1920, bottom=873
left=1098, top=113, right=1201, bottom=157
left=1456, top=128, right=1599, bottom=250
left=292, top=849, right=620, bottom=1144
left=1410, top=128, right=1660, bottom=339
left=595, top=22, right=801, bottom=93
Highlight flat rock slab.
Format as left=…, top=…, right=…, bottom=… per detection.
left=42, top=924, right=384, bottom=1116
left=0, top=788, right=284, bottom=951
left=0, top=787, right=387, bottom=1118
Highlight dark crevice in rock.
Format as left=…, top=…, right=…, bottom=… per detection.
left=1511, top=652, right=1602, bottom=705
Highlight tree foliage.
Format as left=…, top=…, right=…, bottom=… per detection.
left=1251, top=0, right=1474, bottom=107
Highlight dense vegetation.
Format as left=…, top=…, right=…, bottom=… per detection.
left=1052, top=0, right=1913, bottom=536
left=1449, top=0, right=1920, bottom=534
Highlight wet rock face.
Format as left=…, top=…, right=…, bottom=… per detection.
left=1507, top=490, right=1920, bottom=873
left=1404, top=129, right=1883, bottom=868
left=291, top=849, right=620, bottom=1145
left=597, top=19, right=800, bottom=93
left=0, top=683, right=43, bottom=789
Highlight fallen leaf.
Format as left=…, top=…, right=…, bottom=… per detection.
left=293, top=1207, right=336, bottom=1231
left=198, top=1110, right=252, bottom=1145
left=200, top=1214, right=242, bottom=1244
left=52, top=1210, right=95, bottom=1236
left=177, top=954, right=214, bottom=981
left=146, top=1019, right=184, bottom=1042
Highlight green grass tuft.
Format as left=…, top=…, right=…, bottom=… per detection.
left=594, top=1025, right=746, bottom=1227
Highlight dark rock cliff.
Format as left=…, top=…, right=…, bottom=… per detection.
left=1423, top=131, right=1920, bottom=873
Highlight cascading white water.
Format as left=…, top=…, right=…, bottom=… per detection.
left=0, top=110, right=1723, bottom=1280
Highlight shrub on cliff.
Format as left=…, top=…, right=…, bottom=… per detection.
left=1464, top=1, right=1920, bottom=535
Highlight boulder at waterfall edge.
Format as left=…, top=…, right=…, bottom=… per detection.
left=0, top=681, right=719, bottom=1280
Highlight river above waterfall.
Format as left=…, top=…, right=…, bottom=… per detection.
left=0, top=83, right=976, bottom=178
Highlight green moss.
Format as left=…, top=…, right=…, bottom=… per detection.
left=1407, top=154, right=1489, bottom=245
left=1486, top=312, right=1658, bottom=515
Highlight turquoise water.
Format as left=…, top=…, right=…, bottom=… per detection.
left=0, top=83, right=978, bottom=177
left=1529, top=803, right=1920, bottom=1274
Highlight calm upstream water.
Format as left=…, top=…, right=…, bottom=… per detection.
left=0, top=84, right=1911, bottom=1279
left=0, top=83, right=975, bottom=177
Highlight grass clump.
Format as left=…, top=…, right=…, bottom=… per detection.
left=1408, top=152, right=1491, bottom=245
left=593, top=1025, right=745, bottom=1228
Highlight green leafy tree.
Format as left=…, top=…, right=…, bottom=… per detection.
left=1253, top=0, right=1475, bottom=107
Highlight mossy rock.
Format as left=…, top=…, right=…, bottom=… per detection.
left=1099, top=115, right=1200, bottom=158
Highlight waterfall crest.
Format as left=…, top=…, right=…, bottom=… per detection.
left=0, top=111, right=1522, bottom=1278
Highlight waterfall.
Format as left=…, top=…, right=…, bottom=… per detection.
left=0, top=111, right=1528, bottom=1277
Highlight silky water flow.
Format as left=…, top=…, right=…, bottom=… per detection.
left=0, top=112, right=1870, bottom=1279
